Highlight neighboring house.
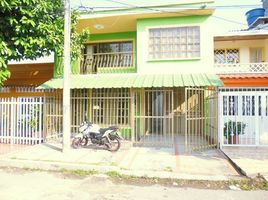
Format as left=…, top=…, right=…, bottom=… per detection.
left=214, top=31, right=268, bottom=147
left=0, top=1, right=224, bottom=152
left=0, top=56, right=53, bottom=145
left=214, top=0, right=268, bottom=148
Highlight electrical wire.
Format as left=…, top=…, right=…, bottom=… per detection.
left=95, top=0, right=250, bottom=26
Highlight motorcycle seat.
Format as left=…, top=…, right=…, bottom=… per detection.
left=99, top=126, right=119, bottom=135
left=99, top=128, right=110, bottom=135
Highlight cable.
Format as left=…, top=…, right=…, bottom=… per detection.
left=213, top=16, right=247, bottom=26
left=96, top=0, right=250, bottom=26
left=72, top=0, right=261, bottom=10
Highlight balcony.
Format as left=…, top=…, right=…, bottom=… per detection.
left=214, top=62, right=268, bottom=74
left=80, top=52, right=135, bottom=74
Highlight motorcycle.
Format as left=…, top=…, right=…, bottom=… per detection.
left=72, top=121, right=123, bottom=152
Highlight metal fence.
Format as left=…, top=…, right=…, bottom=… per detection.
left=42, top=87, right=219, bottom=150
left=134, top=89, right=174, bottom=147
left=44, top=91, right=63, bottom=141
left=219, top=87, right=268, bottom=147
left=0, top=97, right=44, bottom=145
left=185, top=87, right=218, bottom=152
left=44, top=89, right=132, bottom=141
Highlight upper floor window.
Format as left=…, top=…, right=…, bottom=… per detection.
left=148, top=26, right=200, bottom=60
left=81, top=41, right=134, bottom=74
left=84, top=41, right=133, bottom=54
left=250, top=48, right=263, bottom=63
left=214, top=49, right=239, bottom=64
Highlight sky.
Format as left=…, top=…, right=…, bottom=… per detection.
left=71, top=0, right=262, bottom=34
left=212, top=0, right=262, bottom=34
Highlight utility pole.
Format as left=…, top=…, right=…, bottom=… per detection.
left=63, top=0, right=71, bottom=152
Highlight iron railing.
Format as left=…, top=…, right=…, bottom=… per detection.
left=80, top=52, right=135, bottom=74
left=214, top=62, right=268, bottom=74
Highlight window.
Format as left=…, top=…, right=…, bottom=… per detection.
left=214, top=49, right=239, bottom=64
left=82, top=41, right=134, bottom=72
left=148, top=26, right=200, bottom=59
left=85, top=41, right=133, bottom=54
left=250, top=48, right=263, bottom=63
left=242, top=96, right=255, bottom=116
left=223, top=96, right=238, bottom=116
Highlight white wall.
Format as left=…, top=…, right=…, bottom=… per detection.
left=214, top=39, right=268, bottom=63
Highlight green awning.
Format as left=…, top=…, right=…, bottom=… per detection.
left=38, top=74, right=223, bottom=89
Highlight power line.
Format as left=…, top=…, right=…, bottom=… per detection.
left=73, top=0, right=262, bottom=10
left=213, top=16, right=247, bottom=26
left=90, top=0, right=249, bottom=26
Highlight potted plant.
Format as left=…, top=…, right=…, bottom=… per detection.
left=223, top=120, right=246, bottom=144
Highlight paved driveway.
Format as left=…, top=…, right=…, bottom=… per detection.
left=0, top=144, right=30, bottom=155
left=222, top=146, right=268, bottom=180
left=0, top=142, right=240, bottom=181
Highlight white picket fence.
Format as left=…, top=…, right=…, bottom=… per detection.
left=0, top=97, right=44, bottom=145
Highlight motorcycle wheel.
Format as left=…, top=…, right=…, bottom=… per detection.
left=72, top=138, right=81, bottom=149
left=81, top=137, right=89, bottom=146
left=106, top=138, right=120, bottom=152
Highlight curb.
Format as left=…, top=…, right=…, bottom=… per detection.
left=219, top=149, right=247, bottom=177
left=0, top=158, right=241, bottom=182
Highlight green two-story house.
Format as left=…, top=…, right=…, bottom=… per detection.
left=1, top=1, right=223, bottom=151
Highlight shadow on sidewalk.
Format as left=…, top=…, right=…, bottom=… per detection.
left=42, top=143, right=62, bottom=152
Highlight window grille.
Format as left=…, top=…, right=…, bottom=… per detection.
left=214, top=49, right=239, bottom=64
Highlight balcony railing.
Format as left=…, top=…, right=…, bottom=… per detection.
left=214, top=62, right=268, bottom=74
left=80, top=52, right=135, bottom=74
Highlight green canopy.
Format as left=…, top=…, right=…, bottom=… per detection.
left=38, top=73, right=223, bottom=89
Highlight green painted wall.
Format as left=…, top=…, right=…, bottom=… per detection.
left=88, top=32, right=136, bottom=42
left=136, top=15, right=214, bottom=74
left=53, top=55, right=80, bottom=78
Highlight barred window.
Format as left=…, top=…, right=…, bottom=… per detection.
left=223, top=96, right=238, bottom=116
left=214, top=49, right=239, bottom=64
left=148, top=26, right=200, bottom=59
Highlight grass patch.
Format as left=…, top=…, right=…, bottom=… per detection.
left=59, top=168, right=97, bottom=177
left=238, top=176, right=268, bottom=191
left=164, top=166, right=173, bottom=172
left=263, top=181, right=268, bottom=191
left=106, top=170, right=122, bottom=178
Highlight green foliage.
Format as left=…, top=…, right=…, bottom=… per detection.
left=105, top=171, right=122, bottom=178
left=0, top=0, right=90, bottom=85
left=59, top=168, right=97, bottom=177
left=223, top=120, right=246, bottom=137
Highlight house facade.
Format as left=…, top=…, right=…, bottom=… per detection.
left=0, top=56, right=53, bottom=145
left=214, top=30, right=268, bottom=148
left=1, top=1, right=225, bottom=152
left=40, top=1, right=222, bottom=152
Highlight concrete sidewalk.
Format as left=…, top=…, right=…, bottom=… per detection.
left=222, top=147, right=268, bottom=181
left=0, top=142, right=241, bottom=181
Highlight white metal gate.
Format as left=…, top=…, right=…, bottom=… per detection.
left=0, top=97, right=44, bottom=145
left=219, top=88, right=268, bottom=147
